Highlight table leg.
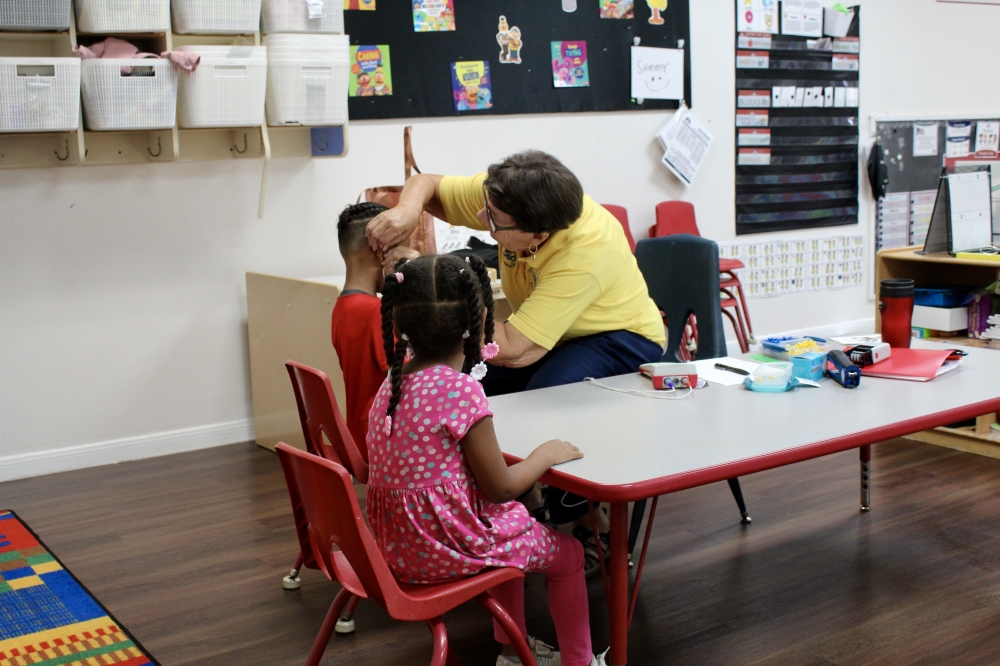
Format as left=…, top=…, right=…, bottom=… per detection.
left=860, top=445, right=871, bottom=512
left=608, top=502, right=629, bottom=665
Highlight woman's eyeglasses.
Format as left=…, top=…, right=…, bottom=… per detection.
left=482, top=182, right=520, bottom=233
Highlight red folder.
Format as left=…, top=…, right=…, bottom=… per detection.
left=860, top=348, right=960, bottom=382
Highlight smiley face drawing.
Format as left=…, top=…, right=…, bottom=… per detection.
left=643, top=71, right=670, bottom=92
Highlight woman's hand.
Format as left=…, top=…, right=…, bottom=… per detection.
left=381, top=246, right=421, bottom=273
left=366, top=202, right=423, bottom=251
left=534, top=439, right=583, bottom=467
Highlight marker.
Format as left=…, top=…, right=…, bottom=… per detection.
left=714, top=363, right=750, bottom=376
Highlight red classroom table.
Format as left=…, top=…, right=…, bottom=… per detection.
left=490, top=341, right=1000, bottom=665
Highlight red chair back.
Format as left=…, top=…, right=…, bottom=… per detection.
left=286, top=360, right=369, bottom=484
left=276, top=443, right=396, bottom=609
left=601, top=203, right=636, bottom=253
left=652, top=201, right=700, bottom=238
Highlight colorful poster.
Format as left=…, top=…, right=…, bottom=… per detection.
left=344, top=0, right=375, bottom=9
left=451, top=61, right=492, bottom=111
left=599, top=0, right=633, bottom=18
left=551, top=41, right=589, bottom=87
left=413, top=0, right=455, bottom=32
left=349, top=45, right=392, bottom=97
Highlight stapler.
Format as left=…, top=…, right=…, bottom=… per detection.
left=826, top=349, right=861, bottom=389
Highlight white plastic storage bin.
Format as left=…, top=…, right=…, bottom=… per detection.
left=264, top=34, right=348, bottom=126
left=81, top=58, right=177, bottom=130
left=75, top=0, right=170, bottom=33
left=261, top=0, right=342, bottom=34
left=0, top=0, right=71, bottom=31
left=0, top=58, right=80, bottom=132
left=177, top=45, right=267, bottom=128
left=172, top=0, right=262, bottom=35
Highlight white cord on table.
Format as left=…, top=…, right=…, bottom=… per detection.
left=583, top=377, right=694, bottom=400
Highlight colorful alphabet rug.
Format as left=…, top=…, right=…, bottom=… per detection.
left=0, top=510, right=158, bottom=666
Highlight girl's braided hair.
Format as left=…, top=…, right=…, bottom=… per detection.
left=380, top=254, right=495, bottom=432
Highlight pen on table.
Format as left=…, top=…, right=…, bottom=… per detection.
left=714, top=363, right=750, bottom=376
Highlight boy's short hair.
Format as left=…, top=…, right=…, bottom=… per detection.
left=338, top=202, right=388, bottom=257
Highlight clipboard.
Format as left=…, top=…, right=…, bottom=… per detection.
left=923, top=165, right=993, bottom=255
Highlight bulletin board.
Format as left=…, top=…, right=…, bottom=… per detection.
left=874, top=117, right=1000, bottom=251
left=734, top=4, right=861, bottom=236
left=344, top=0, right=691, bottom=120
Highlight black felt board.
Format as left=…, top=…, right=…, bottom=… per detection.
left=876, top=121, right=947, bottom=195
left=344, top=0, right=691, bottom=120
left=734, top=3, right=860, bottom=236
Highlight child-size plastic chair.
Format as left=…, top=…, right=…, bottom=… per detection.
left=600, top=203, right=636, bottom=253
left=282, top=360, right=369, bottom=634
left=275, top=443, right=538, bottom=666
left=648, top=201, right=754, bottom=352
left=631, top=235, right=751, bottom=557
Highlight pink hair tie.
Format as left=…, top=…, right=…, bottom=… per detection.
left=481, top=341, right=500, bottom=360
left=383, top=415, right=392, bottom=436
left=459, top=268, right=465, bottom=274
left=394, top=272, right=404, bottom=282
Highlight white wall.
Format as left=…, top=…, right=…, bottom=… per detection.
left=3, top=0, right=1000, bottom=478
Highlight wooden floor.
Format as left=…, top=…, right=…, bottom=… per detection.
left=4, top=439, right=1000, bottom=665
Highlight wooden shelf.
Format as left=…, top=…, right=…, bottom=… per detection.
left=876, top=247, right=1000, bottom=457
left=1, top=24, right=347, bottom=215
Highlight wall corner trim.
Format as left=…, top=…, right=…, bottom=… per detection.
left=0, top=419, right=255, bottom=483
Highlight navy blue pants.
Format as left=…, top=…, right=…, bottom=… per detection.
left=481, top=329, right=664, bottom=525
left=481, top=329, right=664, bottom=397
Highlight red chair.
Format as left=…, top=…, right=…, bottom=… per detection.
left=283, top=360, right=369, bottom=633
left=648, top=201, right=755, bottom=352
left=601, top=203, right=636, bottom=253
left=276, top=443, right=538, bottom=666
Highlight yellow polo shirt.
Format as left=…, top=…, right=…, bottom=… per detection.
left=438, top=173, right=666, bottom=350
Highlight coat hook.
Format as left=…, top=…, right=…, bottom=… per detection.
left=147, top=136, right=162, bottom=157
left=313, top=129, right=328, bottom=153
left=54, top=139, right=70, bottom=161
left=233, top=133, right=248, bottom=154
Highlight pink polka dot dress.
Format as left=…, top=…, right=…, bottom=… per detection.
left=366, top=365, right=562, bottom=584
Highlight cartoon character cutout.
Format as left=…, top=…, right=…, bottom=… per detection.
left=372, top=66, right=391, bottom=95
left=496, top=15, right=510, bottom=62
left=647, top=0, right=666, bottom=25
left=553, top=57, right=575, bottom=86
left=356, top=71, right=375, bottom=96
left=507, top=27, right=523, bottom=64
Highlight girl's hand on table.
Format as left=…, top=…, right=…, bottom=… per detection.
left=535, top=439, right=583, bottom=467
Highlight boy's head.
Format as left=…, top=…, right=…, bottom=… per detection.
left=338, top=202, right=387, bottom=260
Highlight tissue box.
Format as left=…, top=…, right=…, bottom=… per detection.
left=790, top=351, right=826, bottom=382
left=912, top=305, right=968, bottom=332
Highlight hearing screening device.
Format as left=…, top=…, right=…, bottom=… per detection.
left=638, top=362, right=699, bottom=390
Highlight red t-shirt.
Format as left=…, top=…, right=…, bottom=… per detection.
left=331, top=292, right=389, bottom=450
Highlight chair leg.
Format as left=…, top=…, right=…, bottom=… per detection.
left=336, top=594, right=360, bottom=634
left=627, top=499, right=647, bottom=565
left=721, top=308, right=749, bottom=353
left=727, top=478, right=752, bottom=524
left=427, top=617, right=450, bottom=666
left=728, top=273, right=755, bottom=342
left=476, top=593, right=537, bottom=666
left=283, top=552, right=305, bottom=590
left=305, top=588, right=352, bottom=666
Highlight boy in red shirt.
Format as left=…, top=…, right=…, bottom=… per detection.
left=331, top=202, right=392, bottom=450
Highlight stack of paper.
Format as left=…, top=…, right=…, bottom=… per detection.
left=910, top=190, right=937, bottom=247
left=982, top=314, right=1000, bottom=341
left=656, top=105, right=712, bottom=187
left=877, top=193, right=910, bottom=251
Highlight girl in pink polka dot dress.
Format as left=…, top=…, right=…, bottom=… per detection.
left=367, top=254, right=606, bottom=666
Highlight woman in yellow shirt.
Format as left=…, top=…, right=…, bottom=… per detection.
left=366, top=150, right=665, bottom=388
left=366, top=151, right=665, bottom=576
